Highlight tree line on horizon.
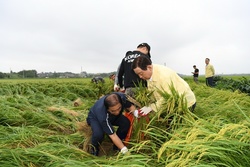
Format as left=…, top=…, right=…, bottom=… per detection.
left=0, top=70, right=116, bottom=79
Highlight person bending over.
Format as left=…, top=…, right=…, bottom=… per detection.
left=86, top=92, right=138, bottom=156
left=131, top=56, right=196, bottom=115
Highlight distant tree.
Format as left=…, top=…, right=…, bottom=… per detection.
left=17, top=70, right=38, bottom=78
left=0, top=72, right=5, bottom=78
left=53, top=71, right=60, bottom=78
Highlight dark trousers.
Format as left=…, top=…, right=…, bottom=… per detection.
left=88, top=114, right=130, bottom=154
left=206, top=77, right=214, bottom=87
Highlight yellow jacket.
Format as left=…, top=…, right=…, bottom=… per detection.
left=148, top=64, right=196, bottom=112
left=205, top=64, right=215, bottom=78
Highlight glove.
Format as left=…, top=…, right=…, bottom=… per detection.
left=133, top=110, right=139, bottom=118
left=120, top=146, right=129, bottom=154
left=139, top=106, right=152, bottom=116
left=114, top=84, right=120, bottom=91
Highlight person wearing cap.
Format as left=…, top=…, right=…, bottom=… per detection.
left=131, top=56, right=196, bottom=116
left=114, top=43, right=151, bottom=97
left=191, top=65, right=199, bottom=83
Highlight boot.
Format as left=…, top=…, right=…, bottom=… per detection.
left=90, top=146, right=99, bottom=156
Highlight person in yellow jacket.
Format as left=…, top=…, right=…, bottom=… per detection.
left=131, top=56, right=196, bottom=115
left=205, top=58, right=215, bottom=87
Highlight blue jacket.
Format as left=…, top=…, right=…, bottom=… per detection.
left=87, top=92, right=132, bottom=135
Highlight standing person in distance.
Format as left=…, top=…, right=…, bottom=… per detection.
left=114, top=43, right=151, bottom=97
left=192, top=65, right=199, bottom=83
left=131, top=56, right=197, bottom=115
left=205, top=58, right=215, bottom=87
left=86, top=92, right=139, bottom=156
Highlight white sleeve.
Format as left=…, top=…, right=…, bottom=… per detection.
left=114, top=64, right=121, bottom=85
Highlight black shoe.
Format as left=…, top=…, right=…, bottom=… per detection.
left=90, top=147, right=99, bottom=156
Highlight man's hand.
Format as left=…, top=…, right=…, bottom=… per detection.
left=120, top=146, right=129, bottom=154
left=119, top=87, right=125, bottom=92
left=114, top=84, right=120, bottom=91
left=139, top=106, right=152, bottom=116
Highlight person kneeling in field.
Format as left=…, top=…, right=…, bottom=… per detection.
left=91, top=76, right=105, bottom=84
left=86, top=92, right=143, bottom=156
left=131, top=56, right=197, bottom=115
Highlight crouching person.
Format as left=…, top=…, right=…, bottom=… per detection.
left=86, top=92, right=137, bottom=156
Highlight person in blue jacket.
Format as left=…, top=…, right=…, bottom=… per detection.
left=86, top=92, right=138, bottom=156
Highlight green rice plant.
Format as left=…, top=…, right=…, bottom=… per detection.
left=134, top=82, right=156, bottom=107
left=131, top=82, right=194, bottom=148
left=0, top=143, right=91, bottom=167
left=1, top=78, right=250, bottom=166
left=0, top=143, right=154, bottom=167
left=90, top=79, right=114, bottom=99
left=131, top=82, right=156, bottom=143
left=128, top=82, right=250, bottom=166
left=0, top=126, right=52, bottom=148
left=22, top=110, right=77, bottom=133
left=193, top=82, right=250, bottom=124
left=152, top=82, right=193, bottom=132
left=234, top=101, right=250, bottom=123
left=156, top=114, right=250, bottom=167
left=0, top=104, right=26, bottom=126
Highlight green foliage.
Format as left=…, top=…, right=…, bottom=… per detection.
left=215, top=76, right=250, bottom=95
left=134, top=82, right=156, bottom=107
left=155, top=117, right=250, bottom=167
left=17, top=70, right=38, bottom=78
left=0, top=78, right=250, bottom=167
left=129, top=81, right=250, bottom=166
left=89, top=78, right=114, bottom=99
left=130, top=82, right=156, bottom=143
left=155, top=83, right=190, bottom=131
left=0, top=72, right=7, bottom=78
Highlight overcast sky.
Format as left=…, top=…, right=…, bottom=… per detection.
left=1, top=0, right=249, bottom=75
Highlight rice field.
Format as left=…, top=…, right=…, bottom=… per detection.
left=0, top=77, right=249, bottom=167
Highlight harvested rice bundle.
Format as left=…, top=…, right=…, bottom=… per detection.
left=73, top=98, right=83, bottom=107
left=76, top=121, right=92, bottom=152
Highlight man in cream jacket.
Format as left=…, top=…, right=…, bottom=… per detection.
left=131, top=56, right=196, bottom=115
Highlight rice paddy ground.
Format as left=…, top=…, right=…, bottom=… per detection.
left=0, top=77, right=249, bottom=167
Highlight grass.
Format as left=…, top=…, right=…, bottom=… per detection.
left=0, top=77, right=249, bottom=166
